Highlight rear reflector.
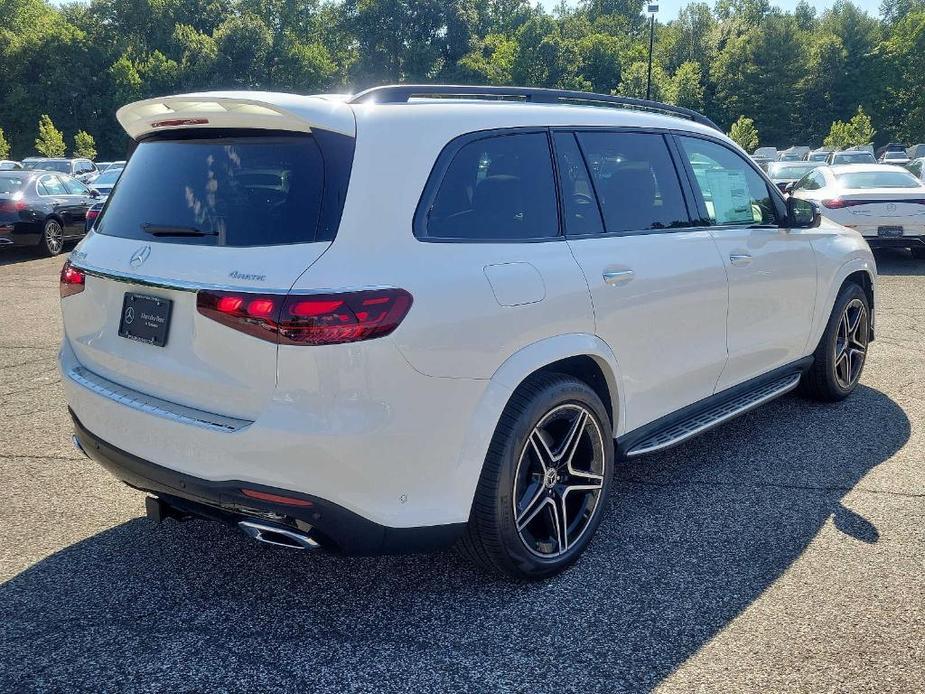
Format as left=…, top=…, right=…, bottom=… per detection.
left=241, top=488, right=314, bottom=507
left=60, top=260, right=86, bottom=298
left=196, top=288, right=413, bottom=345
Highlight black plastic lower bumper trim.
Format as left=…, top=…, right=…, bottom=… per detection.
left=70, top=410, right=465, bottom=555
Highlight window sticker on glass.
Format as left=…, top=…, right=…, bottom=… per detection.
left=706, top=169, right=755, bottom=225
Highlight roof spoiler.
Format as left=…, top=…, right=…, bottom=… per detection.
left=116, top=92, right=356, bottom=140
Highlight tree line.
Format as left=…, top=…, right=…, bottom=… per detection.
left=1, top=0, right=924, bottom=159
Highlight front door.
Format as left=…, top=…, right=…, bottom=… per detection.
left=674, top=135, right=818, bottom=391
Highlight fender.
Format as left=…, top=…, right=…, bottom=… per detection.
left=450, top=333, right=626, bottom=520
left=806, top=234, right=877, bottom=354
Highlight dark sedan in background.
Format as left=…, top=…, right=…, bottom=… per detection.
left=0, top=170, right=99, bottom=256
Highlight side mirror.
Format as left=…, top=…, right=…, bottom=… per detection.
left=90, top=188, right=100, bottom=199
left=787, top=196, right=819, bottom=228
left=784, top=182, right=795, bottom=195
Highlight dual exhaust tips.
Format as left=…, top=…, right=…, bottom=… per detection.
left=238, top=520, right=320, bottom=551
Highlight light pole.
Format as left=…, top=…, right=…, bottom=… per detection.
left=646, top=3, right=658, bottom=101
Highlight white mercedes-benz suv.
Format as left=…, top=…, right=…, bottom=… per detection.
left=61, top=86, right=876, bottom=579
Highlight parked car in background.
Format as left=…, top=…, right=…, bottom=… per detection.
left=0, top=160, right=22, bottom=170
left=879, top=150, right=910, bottom=166
left=791, top=164, right=925, bottom=258
left=0, top=170, right=99, bottom=255
left=906, top=157, right=925, bottom=181
left=750, top=154, right=773, bottom=171
left=907, top=144, right=925, bottom=160
left=22, top=157, right=99, bottom=183
left=806, top=149, right=831, bottom=162
left=62, top=86, right=875, bottom=579
left=100, top=160, right=126, bottom=173
left=85, top=201, right=104, bottom=232
left=767, top=161, right=820, bottom=192
left=779, top=146, right=809, bottom=161
left=88, top=166, right=122, bottom=200
left=827, top=150, right=877, bottom=165
left=753, top=146, right=778, bottom=161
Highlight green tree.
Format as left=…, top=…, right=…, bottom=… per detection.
left=577, top=33, right=623, bottom=94
left=667, top=61, right=704, bottom=110
left=823, top=106, right=877, bottom=149
left=35, top=115, right=65, bottom=157
left=878, top=8, right=925, bottom=141
left=73, top=130, right=96, bottom=159
left=728, top=115, right=760, bottom=152
left=0, top=128, right=10, bottom=159
left=619, top=60, right=670, bottom=101
left=458, top=34, right=517, bottom=85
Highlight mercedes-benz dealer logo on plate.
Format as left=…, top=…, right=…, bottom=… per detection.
left=124, top=306, right=135, bottom=325
left=130, top=245, right=151, bottom=268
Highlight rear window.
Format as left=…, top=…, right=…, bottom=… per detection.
left=836, top=171, right=921, bottom=189
left=833, top=152, right=876, bottom=164
left=769, top=164, right=817, bottom=179
left=96, top=135, right=326, bottom=246
left=0, top=175, right=25, bottom=195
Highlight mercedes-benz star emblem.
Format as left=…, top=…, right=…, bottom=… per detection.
left=130, top=245, right=151, bottom=268
left=886, top=203, right=897, bottom=214
left=124, top=306, right=135, bottom=325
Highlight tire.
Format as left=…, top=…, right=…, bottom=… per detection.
left=38, top=219, right=64, bottom=257
left=799, top=282, right=870, bottom=402
left=911, top=246, right=925, bottom=259
left=459, top=373, right=614, bottom=580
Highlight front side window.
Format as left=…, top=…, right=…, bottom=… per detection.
left=678, top=136, right=777, bottom=226
left=576, top=131, right=691, bottom=233
left=61, top=177, right=90, bottom=195
left=425, top=132, right=558, bottom=240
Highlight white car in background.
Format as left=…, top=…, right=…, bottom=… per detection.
left=791, top=164, right=925, bottom=258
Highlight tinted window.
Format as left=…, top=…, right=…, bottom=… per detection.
left=61, top=177, right=90, bottom=195
left=576, top=132, right=690, bottom=233
left=0, top=175, right=26, bottom=194
left=768, top=163, right=817, bottom=180
left=553, top=132, right=603, bottom=236
left=425, top=132, right=558, bottom=240
left=833, top=152, right=876, bottom=165
left=34, top=160, right=71, bottom=173
left=39, top=175, right=67, bottom=196
left=678, top=136, right=777, bottom=226
left=93, top=169, right=122, bottom=186
left=835, top=171, right=921, bottom=189
left=96, top=135, right=326, bottom=247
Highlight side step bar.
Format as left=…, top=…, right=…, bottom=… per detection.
left=624, top=372, right=802, bottom=458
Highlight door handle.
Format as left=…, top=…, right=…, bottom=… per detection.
left=729, top=253, right=753, bottom=266
left=603, top=269, right=635, bottom=286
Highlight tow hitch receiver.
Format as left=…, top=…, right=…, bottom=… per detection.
left=145, top=495, right=188, bottom=523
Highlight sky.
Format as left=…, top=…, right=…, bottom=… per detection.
left=539, top=0, right=885, bottom=20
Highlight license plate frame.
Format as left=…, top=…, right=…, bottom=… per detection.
left=118, top=293, right=172, bottom=347
left=878, top=226, right=904, bottom=238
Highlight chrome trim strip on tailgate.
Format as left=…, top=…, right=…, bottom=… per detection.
left=67, top=365, right=253, bottom=433
left=71, top=262, right=293, bottom=294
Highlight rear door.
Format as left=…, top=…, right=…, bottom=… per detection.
left=63, top=130, right=352, bottom=420
left=675, top=134, right=817, bottom=391
left=558, top=130, right=729, bottom=433
left=38, top=174, right=83, bottom=233
left=59, top=175, right=94, bottom=235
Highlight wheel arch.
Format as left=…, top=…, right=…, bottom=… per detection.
left=807, top=256, right=877, bottom=353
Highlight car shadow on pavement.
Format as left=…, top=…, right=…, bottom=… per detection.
left=0, top=386, right=909, bottom=692
left=0, top=246, right=64, bottom=267
left=873, top=247, right=925, bottom=275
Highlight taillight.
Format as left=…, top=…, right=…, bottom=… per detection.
left=196, top=289, right=413, bottom=345
left=0, top=198, right=25, bottom=213
left=821, top=199, right=864, bottom=209
left=59, top=260, right=86, bottom=298
left=86, top=206, right=102, bottom=228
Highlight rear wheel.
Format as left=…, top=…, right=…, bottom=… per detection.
left=799, top=282, right=870, bottom=402
left=38, top=219, right=64, bottom=257
left=459, top=373, right=613, bottom=579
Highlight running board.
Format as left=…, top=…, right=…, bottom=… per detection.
left=624, top=372, right=802, bottom=458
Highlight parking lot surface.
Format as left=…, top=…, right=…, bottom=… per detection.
left=0, top=247, right=922, bottom=692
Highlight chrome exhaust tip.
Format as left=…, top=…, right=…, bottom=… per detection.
left=238, top=520, right=320, bottom=551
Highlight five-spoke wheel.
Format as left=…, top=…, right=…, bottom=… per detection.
left=460, top=373, right=613, bottom=579
left=833, top=297, right=868, bottom=390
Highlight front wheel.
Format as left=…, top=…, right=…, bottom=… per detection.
left=459, top=373, right=614, bottom=579
left=38, top=219, right=64, bottom=257
left=799, top=282, right=870, bottom=402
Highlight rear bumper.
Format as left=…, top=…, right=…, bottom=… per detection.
left=71, top=410, right=465, bottom=555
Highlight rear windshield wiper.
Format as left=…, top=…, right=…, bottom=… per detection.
left=141, top=223, right=218, bottom=237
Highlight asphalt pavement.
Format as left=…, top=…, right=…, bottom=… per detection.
left=0, top=245, right=922, bottom=693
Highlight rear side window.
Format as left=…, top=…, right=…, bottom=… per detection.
left=576, top=132, right=691, bottom=233
left=61, top=177, right=89, bottom=195
left=96, top=135, right=327, bottom=247
left=39, top=175, right=67, bottom=196
left=423, top=132, right=558, bottom=241
left=678, top=136, right=777, bottom=226
left=553, top=132, right=603, bottom=236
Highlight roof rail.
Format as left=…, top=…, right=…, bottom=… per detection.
left=348, top=84, right=722, bottom=132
